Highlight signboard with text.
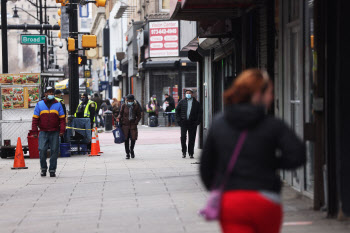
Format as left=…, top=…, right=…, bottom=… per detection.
left=149, top=21, right=179, bottom=57
left=20, top=35, right=46, bottom=45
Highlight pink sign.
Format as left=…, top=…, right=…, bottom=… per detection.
left=149, top=21, right=179, bottom=57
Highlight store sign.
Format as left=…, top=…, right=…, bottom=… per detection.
left=0, top=73, right=41, bottom=110
left=149, top=21, right=179, bottom=57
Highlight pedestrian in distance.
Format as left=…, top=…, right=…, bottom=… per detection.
left=32, top=87, right=66, bottom=177
left=176, top=89, right=202, bottom=159
left=74, top=93, right=96, bottom=129
left=92, top=93, right=103, bottom=127
left=163, top=93, right=176, bottom=127
left=146, top=94, right=160, bottom=117
left=117, top=94, right=142, bottom=159
left=54, top=90, right=66, bottom=117
left=200, top=69, right=306, bottom=233
left=112, top=98, right=121, bottom=123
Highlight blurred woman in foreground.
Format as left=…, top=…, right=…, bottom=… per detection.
left=200, top=69, right=306, bottom=233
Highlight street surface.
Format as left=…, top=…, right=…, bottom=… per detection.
left=0, top=127, right=349, bottom=233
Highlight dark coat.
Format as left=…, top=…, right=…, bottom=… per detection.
left=165, top=96, right=175, bottom=112
left=92, top=96, right=102, bottom=113
left=200, top=104, right=306, bottom=194
left=175, top=97, right=202, bottom=126
left=118, top=101, right=142, bottom=140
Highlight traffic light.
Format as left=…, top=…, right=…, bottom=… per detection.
left=58, top=31, right=61, bottom=38
left=68, top=38, right=75, bottom=52
left=82, top=35, right=97, bottom=48
left=61, top=0, right=69, bottom=6
left=78, top=56, right=87, bottom=65
left=58, top=19, right=61, bottom=27
left=57, top=8, right=61, bottom=16
left=95, top=0, right=106, bottom=7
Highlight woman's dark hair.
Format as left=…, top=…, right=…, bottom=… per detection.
left=224, top=69, right=270, bottom=105
left=106, top=99, right=111, bottom=105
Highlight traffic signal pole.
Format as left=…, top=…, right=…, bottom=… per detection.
left=68, top=0, right=79, bottom=115
left=1, top=0, right=8, bottom=73
left=39, top=0, right=44, bottom=72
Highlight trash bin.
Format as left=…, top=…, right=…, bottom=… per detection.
left=104, top=110, right=113, bottom=131
left=60, top=143, right=71, bottom=157
left=27, top=130, right=39, bottom=159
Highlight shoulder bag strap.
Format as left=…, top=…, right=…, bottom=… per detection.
left=220, top=130, right=248, bottom=189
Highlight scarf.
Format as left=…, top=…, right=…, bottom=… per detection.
left=128, top=103, right=135, bottom=121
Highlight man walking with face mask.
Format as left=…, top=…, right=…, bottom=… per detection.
left=176, top=89, right=203, bottom=159
left=32, top=87, right=66, bottom=177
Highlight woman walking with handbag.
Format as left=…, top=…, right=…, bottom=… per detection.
left=117, top=94, right=142, bottom=159
left=200, top=69, right=306, bottom=233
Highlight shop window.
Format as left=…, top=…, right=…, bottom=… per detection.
left=288, top=0, right=300, bottom=22
left=160, top=0, right=170, bottom=11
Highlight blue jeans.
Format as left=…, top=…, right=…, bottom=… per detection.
left=39, top=131, right=59, bottom=172
left=168, top=113, right=175, bottom=124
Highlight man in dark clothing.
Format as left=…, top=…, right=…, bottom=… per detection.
left=74, top=93, right=96, bottom=129
left=164, top=94, right=176, bottom=127
left=92, top=93, right=102, bottom=127
left=176, top=89, right=202, bottom=159
left=32, top=87, right=66, bottom=177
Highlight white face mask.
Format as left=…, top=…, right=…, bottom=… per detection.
left=186, top=94, right=192, bottom=99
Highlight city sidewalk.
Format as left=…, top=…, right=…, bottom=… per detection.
left=0, top=127, right=348, bottom=233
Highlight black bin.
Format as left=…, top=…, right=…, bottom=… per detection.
left=104, top=110, right=113, bottom=131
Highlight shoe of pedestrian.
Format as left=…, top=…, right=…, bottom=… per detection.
left=41, top=170, right=46, bottom=177
left=189, top=154, right=194, bottom=159
left=168, top=123, right=171, bottom=127
left=50, top=172, right=56, bottom=177
left=126, top=154, right=130, bottom=159
left=131, top=151, right=135, bottom=159
left=182, top=153, right=186, bottom=158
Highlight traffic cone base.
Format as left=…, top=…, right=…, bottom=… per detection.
left=12, top=137, right=28, bottom=169
left=95, top=127, right=104, bottom=154
left=89, top=129, right=101, bottom=157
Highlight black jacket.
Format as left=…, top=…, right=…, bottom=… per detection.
left=165, top=96, right=175, bottom=112
left=92, top=96, right=102, bottom=113
left=200, top=104, right=306, bottom=194
left=175, top=97, right=202, bottom=125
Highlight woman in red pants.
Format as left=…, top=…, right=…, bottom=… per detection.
left=200, top=69, right=306, bottom=233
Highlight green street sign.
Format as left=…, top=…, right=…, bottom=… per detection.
left=20, top=35, right=47, bottom=45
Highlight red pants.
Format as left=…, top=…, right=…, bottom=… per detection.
left=220, top=190, right=282, bottom=233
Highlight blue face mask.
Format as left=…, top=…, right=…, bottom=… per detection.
left=47, top=95, right=55, bottom=100
left=127, top=102, right=133, bottom=106
left=186, top=94, right=192, bottom=99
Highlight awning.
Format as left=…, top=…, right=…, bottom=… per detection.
left=55, top=79, right=69, bottom=90
left=170, top=0, right=255, bottom=20
left=140, top=59, right=196, bottom=70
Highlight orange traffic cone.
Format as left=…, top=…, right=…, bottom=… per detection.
left=95, top=127, right=103, bottom=154
left=12, top=137, right=28, bottom=169
left=89, top=128, right=100, bottom=157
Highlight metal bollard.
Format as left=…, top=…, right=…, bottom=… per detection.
left=104, top=110, right=113, bottom=131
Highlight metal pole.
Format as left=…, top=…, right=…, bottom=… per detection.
left=44, top=0, right=48, bottom=69
left=39, top=0, right=44, bottom=72
left=68, top=0, right=79, bottom=115
left=1, top=0, right=8, bottom=73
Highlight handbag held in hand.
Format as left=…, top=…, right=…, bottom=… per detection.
left=199, top=130, right=248, bottom=221
left=113, top=122, right=125, bottom=144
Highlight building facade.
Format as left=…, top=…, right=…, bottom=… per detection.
left=170, top=0, right=350, bottom=218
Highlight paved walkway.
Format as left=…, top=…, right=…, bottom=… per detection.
left=0, top=127, right=349, bottom=233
